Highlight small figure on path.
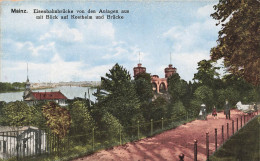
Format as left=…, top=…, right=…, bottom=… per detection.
left=179, top=153, right=184, bottom=161
left=224, top=100, right=230, bottom=119
left=212, top=106, right=217, bottom=119
left=200, top=104, right=207, bottom=120
left=254, top=103, right=258, bottom=115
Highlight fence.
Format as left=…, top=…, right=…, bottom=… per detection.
left=193, top=111, right=258, bottom=161
left=0, top=128, right=47, bottom=160
left=2, top=111, right=257, bottom=161
left=0, top=115, right=194, bottom=161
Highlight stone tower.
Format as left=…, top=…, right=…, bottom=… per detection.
left=133, top=63, right=146, bottom=78
left=133, top=52, right=146, bottom=78
left=164, top=64, right=176, bottom=78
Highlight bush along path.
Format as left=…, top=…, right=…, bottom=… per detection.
left=73, top=109, right=258, bottom=161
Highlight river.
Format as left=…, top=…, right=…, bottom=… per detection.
left=0, top=86, right=97, bottom=103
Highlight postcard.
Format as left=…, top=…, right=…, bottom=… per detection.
left=0, top=0, right=259, bottom=161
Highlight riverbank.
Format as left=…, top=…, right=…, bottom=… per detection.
left=0, top=86, right=97, bottom=103
left=0, top=86, right=53, bottom=93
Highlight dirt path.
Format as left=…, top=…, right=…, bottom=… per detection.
left=74, top=109, right=255, bottom=161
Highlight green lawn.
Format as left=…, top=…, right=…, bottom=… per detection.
left=210, top=116, right=260, bottom=161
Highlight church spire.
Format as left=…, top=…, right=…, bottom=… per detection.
left=24, top=63, right=31, bottom=99
left=27, top=63, right=29, bottom=82
left=25, top=63, right=31, bottom=89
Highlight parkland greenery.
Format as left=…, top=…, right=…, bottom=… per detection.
left=0, top=82, right=26, bottom=92
left=0, top=61, right=258, bottom=135
left=0, top=61, right=258, bottom=161
left=210, top=0, right=260, bottom=86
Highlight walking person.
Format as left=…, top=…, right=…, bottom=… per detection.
left=212, top=106, right=217, bottom=119
left=224, top=100, right=230, bottom=119
left=201, top=104, right=207, bottom=120
left=179, top=153, right=184, bottom=161
left=254, top=103, right=258, bottom=115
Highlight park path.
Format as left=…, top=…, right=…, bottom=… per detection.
left=73, top=109, right=254, bottom=161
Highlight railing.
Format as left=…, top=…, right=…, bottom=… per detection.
left=0, top=129, right=48, bottom=160
left=0, top=115, right=195, bottom=160
left=2, top=110, right=256, bottom=161
left=193, top=111, right=258, bottom=161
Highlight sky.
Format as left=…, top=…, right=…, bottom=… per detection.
left=0, top=0, right=221, bottom=83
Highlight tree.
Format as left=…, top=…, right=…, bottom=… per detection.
left=193, top=59, right=221, bottom=88
left=170, top=101, right=186, bottom=121
left=221, top=74, right=258, bottom=104
left=190, top=98, right=202, bottom=118
left=193, top=85, right=214, bottom=110
left=70, top=101, right=95, bottom=142
left=42, top=101, right=71, bottom=138
left=99, top=112, right=123, bottom=144
left=210, top=0, right=260, bottom=86
left=0, top=101, right=36, bottom=126
left=167, top=73, right=188, bottom=103
left=96, top=63, right=140, bottom=127
left=134, top=73, right=153, bottom=103
left=149, top=97, right=168, bottom=121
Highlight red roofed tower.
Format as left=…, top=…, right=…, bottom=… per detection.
left=164, top=64, right=176, bottom=78
left=133, top=52, right=146, bottom=77
left=164, top=53, right=176, bottom=78
left=133, top=63, right=146, bottom=77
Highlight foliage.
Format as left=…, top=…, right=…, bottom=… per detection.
left=96, top=63, right=140, bottom=126
left=151, top=97, right=168, bottom=120
left=99, top=112, right=123, bottom=142
left=69, top=101, right=95, bottom=141
left=0, top=82, right=25, bottom=92
left=134, top=72, right=152, bottom=82
left=210, top=0, right=260, bottom=86
left=0, top=101, right=6, bottom=119
left=167, top=73, right=188, bottom=102
left=134, top=73, right=153, bottom=103
left=0, top=101, right=36, bottom=126
left=181, top=81, right=195, bottom=112
left=32, top=102, right=49, bottom=129
left=190, top=98, right=202, bottom=117
left=42, top=101, right=71, bottom=138
left=145, top=97, right=168, bottom=121
left=170, top=101, right=186, bottom=121
left=193, top=59, right=221, bottom=88
left=222, top=74, right=258, bottom=103
left=193, top=85, right=214, bottom=110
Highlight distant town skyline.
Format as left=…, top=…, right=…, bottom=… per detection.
left=1, top=0, right=222, bottom=83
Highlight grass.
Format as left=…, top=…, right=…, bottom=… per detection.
left=210, top=116, right=260, bottom=161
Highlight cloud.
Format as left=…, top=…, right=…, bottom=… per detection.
left=163, top=19, right=218, bottom=53
left=18, top=41, right=56, bottom=57
left=76, top=19, right=115, bottom=43
left=2, top=55, right=113, bottom=82
left=197, top=4, right=215, bottom=19
left=39, top=21, right=83, bottom=42
left=172, top=52, right=210, bottom=81
left=1, top=4, right=50, bottom=35
left=160, top=4, right=220, bottom=81
left=1, top=2, right=221, bottom=83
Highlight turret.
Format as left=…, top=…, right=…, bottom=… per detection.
left=133, top=63, right=146, bottom=78
left=164, top=64, right=176, bottom=78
